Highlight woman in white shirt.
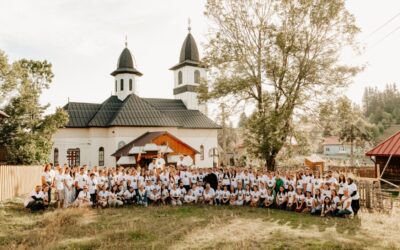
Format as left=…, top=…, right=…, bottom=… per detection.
left=286, top=185, right=296, bottom=211
left=302, top=191, right=314, bottom=213
left=221, top=185, right=230, bottom=205
left=214, top=185, right=223, bottom=205
left=336, top=189, right=353, bottom=217
left=338, top=174, right=347, bottom=199
left=347, top=178, right=360, bottom=215
left=41, top=164, right=53, bottom=205
left=74, top=186, right=92, bottom=207
left=263, top=188, right=274, bottom=208
left=63, top=168, right=74, bottom=207
left=244, top=184, right=251, bottom=206
left=275, top=186, right=287, bottom=210
left=250, top=186, right=260, bottom=207
left=161, top=184, right=169, bottom=205
left=294, top=188, right=305, bottom=213
left=124, top=186, right=136, bottom=205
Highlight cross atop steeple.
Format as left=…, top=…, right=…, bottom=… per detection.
left=188, top=18, right=191, bottom=33
left=125, top=35, right=128, bottom=47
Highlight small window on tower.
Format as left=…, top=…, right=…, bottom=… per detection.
left=178, top=71, right=183, bottom=85
left=129, top=79, right=133, bottom=91
left=120, top=79, right=124, bottom=91
left=115, top=80, right=117, bottom=92
left=194, top=70, right=200, bottom=84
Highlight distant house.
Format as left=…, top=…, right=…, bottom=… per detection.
left=322, top=136, right=352, bottom=155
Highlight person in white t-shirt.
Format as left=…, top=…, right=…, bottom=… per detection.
left=24, top=185, right=45, bottom=211
left=74, top=186, right=92, bottom=207
left=221, top=185, right=230, bottom=205
left=250, top=186, right=260, bottom=207
left=214, top=185, right=223, bottom=205
left=294, top=188, right=305, bottom=212
left=75, top=168, right=88, bottom=199
left=347, top=178, right=360, bottom=215
left=286, top=185, right=296, bottom=211
left=203, top=184, right=215, bottom=205
left=87, top=173, right=98, bottom=206
left=63, top=168, right=74, bottom=208
left=41, top=164, right=53, bottom=204
left=170, top=184, right=182, bottom=206
left=54, top=167, right=65, bottom=208
left=302, top=191, right=314, bottom=213
left=148, top=158, right=157, bottom=172
left=161, top=185, right=169, bottom=205
left=275, top=186, right=287, bottom=210
left=263, top=188, right=274, bottom=208
left=155, top=153, right=166, bottom=170
left=97, top=185, right=109, bottom=208
left=184, top=189, right=196, bottom=204
left=336, top=189, right=353, bottom=217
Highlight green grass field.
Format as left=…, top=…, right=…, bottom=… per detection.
left=1, top=198, right=399, bottom=250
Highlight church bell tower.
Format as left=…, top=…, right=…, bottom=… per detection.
left=111, top=39, right=143, bottom=101
left=170, top=22, right=207, bottom=114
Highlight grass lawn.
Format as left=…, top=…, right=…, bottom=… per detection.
left=0, top=198, right=399, bottom=250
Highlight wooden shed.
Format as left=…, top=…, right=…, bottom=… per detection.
left=304, top=155, right=325, bottom=172
left=366, top=130, right=400, bottom=185
left=111, top=131, right=199, bottom=167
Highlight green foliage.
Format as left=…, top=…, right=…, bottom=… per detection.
left=201, top=0, right=361, bottom=169
left=0, top=50, right=68, bottom=164
left=363, top=83, right=400, bottom=128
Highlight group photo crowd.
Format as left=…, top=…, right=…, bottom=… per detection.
left=24, top=155, right=360, bottom=218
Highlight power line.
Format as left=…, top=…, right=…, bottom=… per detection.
left=370, top=24, right=400, bottom=48
left=363, top=11, right=400, bottom=42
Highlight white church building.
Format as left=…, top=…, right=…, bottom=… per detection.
left=50, top=28, right=220, bottom=168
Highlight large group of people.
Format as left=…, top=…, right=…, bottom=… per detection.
left=24, top=154, right=360, bottom=218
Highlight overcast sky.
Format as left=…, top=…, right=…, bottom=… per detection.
left=1, top=0, right=400, bottom=118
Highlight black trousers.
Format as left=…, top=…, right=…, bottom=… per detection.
left=351, top=199, right=360, bottom=215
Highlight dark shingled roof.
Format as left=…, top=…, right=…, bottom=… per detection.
left=170, top=33, right=205, bottom=70
left=63, top=94, right=220, bottom=129
left=111, top=48, right=143, bottom=76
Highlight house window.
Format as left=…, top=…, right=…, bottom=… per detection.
left=67, top=148, right=80, bottom=167
left=54, top=148, right=59, bottom=165
left=115, top=80, right=117, bottom=93
left=129, top=79, right=133, bottom=91
left=200, top=145, right=204, bottom=160
left=194, top=70, right=200, bottom=84
left=120, top=79, right=124, bottom=91
left=99, top=147, right=104, bottom=166
left=178, top=71, right=183, bottom=85
left=118, top=141, right=126, bottom=149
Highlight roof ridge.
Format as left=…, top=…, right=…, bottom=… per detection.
left=87, top=96, right=121, bottom=126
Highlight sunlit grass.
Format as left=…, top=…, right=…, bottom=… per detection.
left=0, top=198, right=399, bottom=250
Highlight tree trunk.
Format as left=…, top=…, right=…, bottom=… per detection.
left=266, top=154, right=276, bottom=171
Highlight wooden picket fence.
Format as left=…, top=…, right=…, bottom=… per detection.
left=0, top=165, right=43, bottom=202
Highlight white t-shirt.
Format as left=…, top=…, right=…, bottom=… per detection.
left=63, top=174, right=73, bottom=188
left=277, top=192, right=287, bottom=203
left=75, top=174, right=88, bottom=189
left=295, top=193, right=305, bottom=203
left=170, top=189, right=181, bottom=199
left=265, top=194, right=274, bottom=203
left=24, top=190, right=44, bottom=207
left=180, top=171, right=191, bottom=186
left=98, top=190, right=109, bottom=200
left=251, top=191, right=260, bottom=200
left=87, top=178, right=98, bottom=194
left=203, top=188, right=215, bottom=199
left=341, top=196, right=353, bottom=213
left=78, top=191, right=90, bottom=200
left=54, top=173, right=64, bottom=191
left=148, top=162, right=156, bottom=171
left=347, top=183, right=359, bottom=200
left=338, top=182, right=348, bottom=195
left=222, top=190, right=230, bottom=200
left=155, top=158, right=166, bottom=169
left=287, top=190, right=296, bottom=204
left=305, top=197, right=314, bottom=207
left=42, top=172, right=52, bottom=183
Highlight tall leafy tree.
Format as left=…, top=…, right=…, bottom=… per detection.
left=0, top=51, right=68, bottom=164
left=199, top=0, right=361, bottom=170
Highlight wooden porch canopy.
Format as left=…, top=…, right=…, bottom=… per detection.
left=111, top=131, right=199, bottom=164
left=366, top=130, right=400, bottom=186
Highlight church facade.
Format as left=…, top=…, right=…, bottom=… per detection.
left=50, top=29, right=220, bottom=168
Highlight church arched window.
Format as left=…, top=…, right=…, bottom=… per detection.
left=194, top=70, right=200, bottom=84
left=178, top=71, right=183, bottom=85
left=200, top=145, right=204, bottom=160
left=120, top=79, right=124, bottom=91
left=54, top=148, right=59, bottom=165
left=129, top=79, right=133, bottom=91
left=99, top=147, right=104, bottom=166
left=115, top=80, right=117, bottom=93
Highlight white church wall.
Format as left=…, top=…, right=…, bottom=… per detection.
left=176, top=128, right=218, bottom=168
left=51, top=127, right=218, bottom=168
